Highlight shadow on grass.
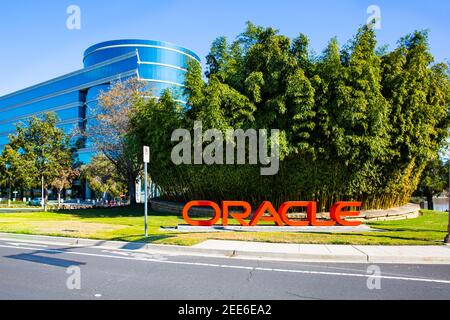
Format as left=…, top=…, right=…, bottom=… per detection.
left=370, top=227, right=447, bottom=233
left=111, top=234, right=178, bottom=245
left=368, top=221, right=447, bottom=233
left=54, top=205, right=179, bottom=219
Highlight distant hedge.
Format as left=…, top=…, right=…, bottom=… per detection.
left=131, top=22, right=450, bottom=212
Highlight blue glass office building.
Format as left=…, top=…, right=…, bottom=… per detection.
left=0, top=39, right=200, bottom=163
left=0, top=39, right=200, bottom=199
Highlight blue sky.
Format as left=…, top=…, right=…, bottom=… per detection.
left=0, top=0, right=448, bottom=96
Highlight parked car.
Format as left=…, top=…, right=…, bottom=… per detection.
left=29, top=198, right=43, bottom=206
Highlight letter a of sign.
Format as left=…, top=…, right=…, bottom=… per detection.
left=144, top=146, right=150, bottom=164
left=250, top=201, right=284, bottom=226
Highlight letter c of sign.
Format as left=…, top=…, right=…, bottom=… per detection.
left=279, top=201, right=314, bottom=226
left=183, top=201, right=221, bottom=226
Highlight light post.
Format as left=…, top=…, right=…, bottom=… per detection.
left=5, top=163, right=11, bottom=207
left=7, top=178, right=11, bottom=207
left=41, top=175, right=45, bottom=210
left=143, top=146, right=150, bottom=238
left=446, top=216, right=450, bottom=243
left=41, top=159, right=49, bottom=211
left=445, top=159, right=450, bottom=244
left=8, top=176, right=11, bottom=207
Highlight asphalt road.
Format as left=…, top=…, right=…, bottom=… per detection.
left=0, top=238, right=449, bottom=300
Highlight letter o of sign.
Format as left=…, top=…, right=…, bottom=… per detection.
left=183, top=201, right=221, bottom=226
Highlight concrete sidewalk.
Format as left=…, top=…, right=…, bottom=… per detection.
left=0, top=232, right=449, bottom=265
left=193, top=240, right=450, bottom=264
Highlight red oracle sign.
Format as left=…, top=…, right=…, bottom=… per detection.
left=183, top=201, right=363, bottom=227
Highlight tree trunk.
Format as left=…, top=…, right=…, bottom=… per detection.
left=129, top=175, right=137, bottom=206
left=8, top=179, right=11, bottom=207
left=44, top=188, right=48, bottom=212
left=57, top=190, right=61, bottom=209
left=426, top=191, right=434, bottom=210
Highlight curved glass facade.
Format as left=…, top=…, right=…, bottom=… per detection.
left=0, top=39, right=200, bottom=166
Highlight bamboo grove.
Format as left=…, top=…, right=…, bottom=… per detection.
left=130, top=22, right=450, bottom=212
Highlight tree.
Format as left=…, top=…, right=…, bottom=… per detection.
left=130, top=90, right=187, bottom=200
left=128, top=22, right=450, bottom=212
left=51, top=167, right=79, bottom=208
left=417, top=157, right=448, bottom=210
left=81, top=154, right=126, bottom=201
left=3, top=113, right=76, bottom=207
left=325, top=26, right=389, bottom=198
left=87, top=78, right=146, bottom=205
left=0, top=145, right=36, bottom=204
left=380, top=30, right=450, bottom=207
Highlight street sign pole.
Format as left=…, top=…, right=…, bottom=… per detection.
left=41, top=175, right=45, bottom=210
left=144, top=161, right=148, bottom=238
left=143, top=146, right=150, bottom=238
left=445, top=159, right=450, bottom=244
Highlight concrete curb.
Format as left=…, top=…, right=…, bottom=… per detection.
left=0, top=232, right=449, bottom=265
left=0, top=208, right=43, bottom=213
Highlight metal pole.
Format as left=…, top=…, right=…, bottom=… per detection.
left=8, top=176, right=11, bottom=207
left=144, top=162, right=148, bottom=238
left=445, top=160, right=450, bottom=244
left=41, top=175, right=44, bottom=210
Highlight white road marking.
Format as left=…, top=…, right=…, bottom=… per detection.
left=0, top=244, right=450, bottom=285
left=132, top=252, right=168, bottom=261
left=101, top=250, right=130, bottom=256
left=7, top=242, right=48, bottom=248
left=101, top=250, right=168, bottom=261
left=0, top=238, right=64, bottom=246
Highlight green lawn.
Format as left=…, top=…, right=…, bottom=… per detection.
left=0, top=207, right=447, bottom=246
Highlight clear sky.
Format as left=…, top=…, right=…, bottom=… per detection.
left=0, top=0, right=448, bottom=96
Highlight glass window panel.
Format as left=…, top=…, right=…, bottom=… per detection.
left=0, top=123, right=18, bottom=135
left=138, top=64, right=186, bottom=85
left=0, top=136, right=9, bottom=145
left=57, top=122, right=81, bottom=135
left=0, top=92, right=79, bottom=117
left=0, top=56, right=138, bottom=108
left=84, top=42, right=199, bottom=68
left=77, top=149, right=95, bottom=164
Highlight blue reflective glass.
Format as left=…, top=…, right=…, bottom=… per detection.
left=139, top=47, right=196, bottom=69
left=54, top=107, right=81, bottom=121
left=58, top=122, right=81, bottom=134
left=0, top=39, right=199, bottom=163
left=83, top=40, right=200, bottom=67
left=0, top=122, right=18, bottom=136
left=77, top=149, right=95, bottom=164
left=138, top=64, right=187, bottom=85
left=0, top=92, right=79, bottom=114
left=0, top=136, right=9, bottom=145
left=86, top=84, right=111, bottom=102
left=0, top=55, right=138, bottom=108
left=145, top=82, right=186, bottom=101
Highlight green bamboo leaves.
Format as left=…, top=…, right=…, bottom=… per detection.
left=129, top=22, right=450, bottom=212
